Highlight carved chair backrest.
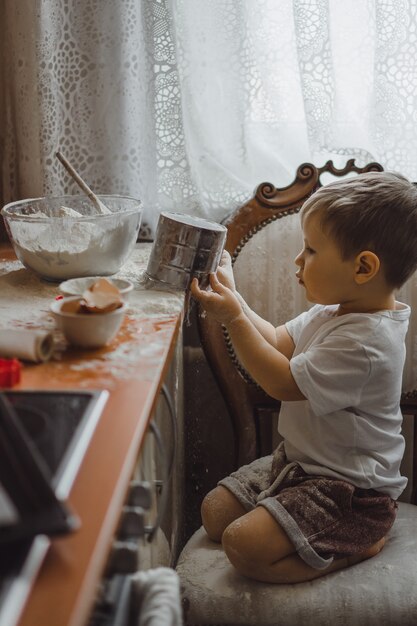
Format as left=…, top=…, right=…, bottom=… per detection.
left=197, top=160, right=417, bottom=502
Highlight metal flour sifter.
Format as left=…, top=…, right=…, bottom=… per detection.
left=144, top=212, right=227, bottom=291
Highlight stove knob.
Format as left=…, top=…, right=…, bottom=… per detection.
left=127, top=480, right=152, bottom=509
left=118, top=506, right=146, bottom=538
left=107, top=540, right=139, bottom=574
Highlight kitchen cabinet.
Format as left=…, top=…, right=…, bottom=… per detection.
left=135, top=340, right=185, bottom=570
left=0, top=243, right=185, bottom=626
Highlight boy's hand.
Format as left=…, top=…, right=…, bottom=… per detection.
left=216, top=251, right=236, bottom=292
left=190, top=273, right=243, bottom=325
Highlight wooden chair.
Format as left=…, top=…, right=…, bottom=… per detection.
left=176, top=161, right=417, bottom=626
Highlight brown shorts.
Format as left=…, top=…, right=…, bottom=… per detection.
left=219, top=443, right=397, bottom=570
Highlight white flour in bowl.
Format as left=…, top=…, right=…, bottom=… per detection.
left=10, top=215, right=134, bottom=281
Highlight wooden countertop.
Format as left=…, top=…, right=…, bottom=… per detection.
left=0, top=244, right=184, bottom=626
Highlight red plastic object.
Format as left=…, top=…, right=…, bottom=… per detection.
left=0, top=358, right=22, bottom=388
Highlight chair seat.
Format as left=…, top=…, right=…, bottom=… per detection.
left=176, top=502, right=417, bottom=626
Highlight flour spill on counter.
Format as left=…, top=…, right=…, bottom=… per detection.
left=0, top=260, right=59, bottom=328
left=0, top=247, right=184, bottom=383
left=0, top=246, right=182, bottom=328
left=57, top=314, right=181, bottom=386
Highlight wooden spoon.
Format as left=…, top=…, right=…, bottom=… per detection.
left=56, top=151, right=112, bottom=215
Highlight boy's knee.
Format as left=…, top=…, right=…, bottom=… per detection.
left=222, top=518, right=260, bottom=575
left=221, top=507, right=295, bottom=576
left=201, top=486, right=245, bottom=542
left=201, top=489, right=222, bottom=541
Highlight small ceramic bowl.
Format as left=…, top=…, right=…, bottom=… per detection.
left=59, top=277, right=134, bottom=300
left=51, top=296, right=127, bottom=349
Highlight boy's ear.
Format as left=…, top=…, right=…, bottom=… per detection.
left=354, top=251, right=380, bottom=284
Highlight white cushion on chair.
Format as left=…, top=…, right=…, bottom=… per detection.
left=176, top=502, right=417, bottom=626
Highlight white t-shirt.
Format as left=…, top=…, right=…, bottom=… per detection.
left=280, top=302, right=410, bottom=500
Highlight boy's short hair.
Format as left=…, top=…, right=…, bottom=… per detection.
left=301, top=171, right=417, bottom=288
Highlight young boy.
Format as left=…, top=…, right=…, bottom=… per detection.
left=190, top=171, right=417, bottom=584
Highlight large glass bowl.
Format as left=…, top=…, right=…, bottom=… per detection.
left=1, top=195, right=142, bottom=281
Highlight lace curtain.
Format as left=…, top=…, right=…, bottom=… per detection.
left=2, top=0, right=417, bottom=229
left=2, top=0, right=417, bottom=387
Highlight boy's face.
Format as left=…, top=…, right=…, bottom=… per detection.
left=295, top=212, right=357, bottom=305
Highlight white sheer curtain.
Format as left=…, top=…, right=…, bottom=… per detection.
left=3, top=0, right=417, bottom=228
left=2, top=0, right=417, bottom=386
left=173, top=0, right=417, bottom=204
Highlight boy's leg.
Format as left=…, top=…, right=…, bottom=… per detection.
left=201, top=452, right=278, bottom=542
left=262, top=537, right=386, bottom=583
left=222, top=506, right=386, bottom=584
left=201, top=485, right=247, bottom=542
